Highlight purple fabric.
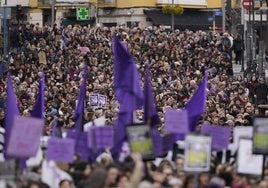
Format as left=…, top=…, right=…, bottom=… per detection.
left=144, top=65, right=160, bottom=128
left=185, top=70, right=208, bottom=132
left=4, top=74, right=20, bottom=159
left=31, top=71, right=45, bottom=118
left=73, top=65, right=87, bottom=131
left=112, top=35, right=144, bottom=156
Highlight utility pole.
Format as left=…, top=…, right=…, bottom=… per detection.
left=51, top=0, right=55, bottom=26
left=3, top=0, right=8, bottom=57
left=222, top=0, right=226, bottom=33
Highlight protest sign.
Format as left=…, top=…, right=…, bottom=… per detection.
left=46, top=137, right=75, bottom=163
left=184, top=134, right=211, bottom=172
left=89, top=94, right=99, bottom=107
left=93, top=126, right=114, bottom=150
left=126, top=123, right=155, bottom=160
left=38, top=51, right=47, bottom=64
left=66, top=130, right=90, bottom=161
left=6, top=116, right=43, bottom=158
left=233, top=126, right=253, bottom=149
left=201, top=124, right=231, bottom=151
left=165, top=109, right=189, bottom=134
left=237, top=138, right=263, bottom=176
left=252, top=117, right=268, bottom=154
left=98, top=95, right=107, bottom=108
left=0, top=160, right=16, bottom=180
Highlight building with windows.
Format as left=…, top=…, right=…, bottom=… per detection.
left=0, top=0, right=267, bottom=31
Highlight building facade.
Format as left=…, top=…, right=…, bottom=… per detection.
left=0, top=0, right=267, bottom=31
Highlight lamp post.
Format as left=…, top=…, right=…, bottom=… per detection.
left=222, top=0, right=226, bottom=33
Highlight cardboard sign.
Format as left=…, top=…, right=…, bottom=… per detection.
left=46, top=137, right=75, bottom=163
left=38, top=51, right=47, bottom=64
left=6, top=116, right=44, bottom=158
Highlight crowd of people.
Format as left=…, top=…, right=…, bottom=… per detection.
left=0, top=22, right=268, bottom=188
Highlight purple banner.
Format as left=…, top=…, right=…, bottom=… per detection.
left=201, top=124, right=231, bottom=151
left=165, top=109, right=189, bottom=134
left=6, top=116, right=43, bottom=158
left=46, top=137, right=75, bottom=163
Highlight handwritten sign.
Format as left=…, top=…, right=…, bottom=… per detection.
left=165, top=109, right=189, bottom=134
left=46, top=137, right=75, bottom=163
left=201, top=124, right=231, bottom=151
left=6, top=116, right=44, bottom=158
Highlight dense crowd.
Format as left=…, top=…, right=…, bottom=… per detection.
left=0, top=22, right=268, bottom=188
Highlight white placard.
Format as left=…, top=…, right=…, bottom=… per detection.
left=237, top=138, right=263, bottom=176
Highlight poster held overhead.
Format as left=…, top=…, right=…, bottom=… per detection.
left=184, top=134, right=211, bottom=172
left=252, top=117, right=268, bottom=154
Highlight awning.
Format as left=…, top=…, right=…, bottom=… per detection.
left=144, top=9, right=222, bottom=31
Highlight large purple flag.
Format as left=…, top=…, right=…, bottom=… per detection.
left=112, top=35, right=144, bottom=156
left=185, top=70, right=208, bottom=132
left=73, top=65, right=87, bottom=131
left=144, top=65, right=160, bottom=127
left=31, top=71, right=45, bottom=118
left=4, top=74, right=20, bottom=159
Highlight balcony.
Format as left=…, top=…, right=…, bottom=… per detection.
left=97, top=0, right=116, bottom=8
left=38, top=0, right=52, bottom=7
left=157, top=0, right=207, bottom=6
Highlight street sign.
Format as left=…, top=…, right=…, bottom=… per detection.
left=76, top=7, right=89, bottom=20
left=242, top=0, right=253, bottom=10
left=215, top=11, right=222, bottom=16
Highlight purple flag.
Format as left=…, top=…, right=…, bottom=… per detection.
left=31, top=71, right=45, bottom=118
left=201, top=124, right=231, bottom=151
left=112, top=35, right=144, bottom=112
left=4, top=74, right=20, bottom=159
left=46, top=137, right=75, bottom=163
left=112, top=35, right=144, bottom=156
left=51, top=119, right=62, bottom=138
left=144, top=65, right=160, bottom=127
left=185, top=70, right=208, bottom=132
left=73, top=65, right=87, bottom=131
